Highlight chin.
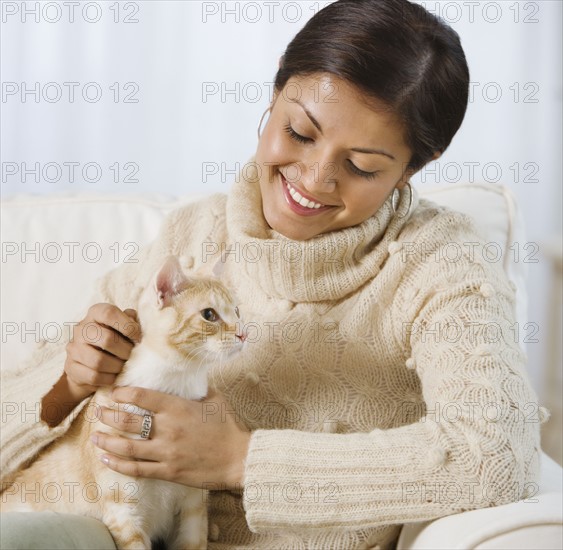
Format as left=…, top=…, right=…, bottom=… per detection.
left=264, top=211, right=313, bottom=241
left=278, top=228, right=312, bottom=241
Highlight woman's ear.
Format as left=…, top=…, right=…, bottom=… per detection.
left=398, top=150, right=443, bottom=185
left=395, top=163, right=416, bottom=189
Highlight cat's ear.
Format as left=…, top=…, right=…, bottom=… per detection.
left=154, top=256, right=189, bottom=309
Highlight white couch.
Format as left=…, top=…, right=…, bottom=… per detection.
left=1, top=184, right=562, bottom=549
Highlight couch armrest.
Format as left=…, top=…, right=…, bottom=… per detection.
left=397, top=452, right=563, bottom=549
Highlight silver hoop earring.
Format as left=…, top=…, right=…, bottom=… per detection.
left=257, top=107, right=271, bottom=139
left=391, top=182, right=413, bottom=218
left=391, top=188, right=400, bottom=212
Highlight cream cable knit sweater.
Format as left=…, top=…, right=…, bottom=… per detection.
left=1, top=163, right=546, bottom=550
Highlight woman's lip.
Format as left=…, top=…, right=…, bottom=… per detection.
left=280, top=174, right=335, bottom=217
left=283, top=176, right=327, bottom=206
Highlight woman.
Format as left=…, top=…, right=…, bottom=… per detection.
left=1, top=0, right=542, bottom=548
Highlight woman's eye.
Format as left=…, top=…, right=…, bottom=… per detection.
left=348, top=160, right=379, bottom=181
left=201, top=308, right=220, bottom=322
left=284, top=124, right=312, bottom=144
left=283, top=124, right=378, bottom=181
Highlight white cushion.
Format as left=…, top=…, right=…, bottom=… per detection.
left=397, top=492, right=563, bottom=549
left=1, top=194, right=200, bottom=369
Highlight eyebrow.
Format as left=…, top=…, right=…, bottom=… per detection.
left=295, top=99, right=396, bottom=161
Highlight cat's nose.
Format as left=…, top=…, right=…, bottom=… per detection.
left=236, top=332, right=246, bottom=343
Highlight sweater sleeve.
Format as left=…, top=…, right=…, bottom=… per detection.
left=1, top=334, right=85, bottom=483
left=241, top=211, right=546, bottom=533
left=0, top=203, right=204, bottom=484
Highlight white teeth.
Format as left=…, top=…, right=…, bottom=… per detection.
left=285, top=181, right=325, bottom=209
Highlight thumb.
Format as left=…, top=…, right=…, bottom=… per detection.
left=123, top=309, right=142, bottom=342
left=203, top=386, right=220, bottom=402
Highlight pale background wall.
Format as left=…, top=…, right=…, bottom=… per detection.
left=1, top=0, right=561, bottom=462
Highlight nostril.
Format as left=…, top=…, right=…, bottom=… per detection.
left=236, top=333, right=246, bottom=343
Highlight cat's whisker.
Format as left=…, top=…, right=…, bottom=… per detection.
left=215, top=351, right=236, bottom=391
left=193, top=348, right=212, bottom=365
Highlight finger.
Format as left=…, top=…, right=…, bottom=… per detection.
left=123, top=309, right=138, bottom=322
left=99, top=407, right=148, bottom=434
left=111, top=386, right=169, bottom=414
left=78, top=324, right=134, bottom=361
left=67, top=342, right=125, bottom=374
left=87, top=303, right=142, bottom=343
left=92, top=432, right=160, bottom=462
left=120, top=311, right=141, bottom=343
left=204, top=387, right=221, bottom=401
left=65, top=361, right=117, bottom=388
left=99, top=452, right=165, bottom=479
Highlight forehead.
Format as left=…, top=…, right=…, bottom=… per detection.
left=279, top=73, right=410, bottom=156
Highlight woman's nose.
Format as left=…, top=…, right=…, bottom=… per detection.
left=300, top=160, right=337, bottom=195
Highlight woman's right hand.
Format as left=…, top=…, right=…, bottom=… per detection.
left=42, top=304, right=142, bottom=426
left=64, top=304, right=142, bottom=401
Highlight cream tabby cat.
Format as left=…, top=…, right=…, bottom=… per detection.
left=2, top=256, right=245, bottom=549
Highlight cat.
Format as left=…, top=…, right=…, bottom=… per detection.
left=1, top=255, right=245, bottom=549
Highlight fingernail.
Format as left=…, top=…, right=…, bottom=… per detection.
left=100, top=455, right=110, bottom=465
left=90, top=434, right=98, bottom=445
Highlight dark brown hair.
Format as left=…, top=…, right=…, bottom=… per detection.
left=274, top=0, right=470, bottom=171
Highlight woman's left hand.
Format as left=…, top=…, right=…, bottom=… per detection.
left=91, top=387, right=251, bottom=491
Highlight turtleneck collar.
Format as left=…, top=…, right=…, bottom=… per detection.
left=225, top=160, right=419, bottom=303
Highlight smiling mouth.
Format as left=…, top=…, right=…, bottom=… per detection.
left=285, top=180, right=325, bottom=209
left=280, top=174, right=335, bottom=216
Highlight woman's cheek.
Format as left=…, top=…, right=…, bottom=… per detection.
left=260, top=118, right=297, bottom=158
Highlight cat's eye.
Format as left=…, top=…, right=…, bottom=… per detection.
left=201, top=308, right=220, bottom=322
left=234, top=306, right=240, bottom=318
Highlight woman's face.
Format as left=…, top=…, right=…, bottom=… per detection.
left=255, top=73, right=414, bottom=241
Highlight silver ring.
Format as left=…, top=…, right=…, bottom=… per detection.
left=140, top=414, right=153, bottom=440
